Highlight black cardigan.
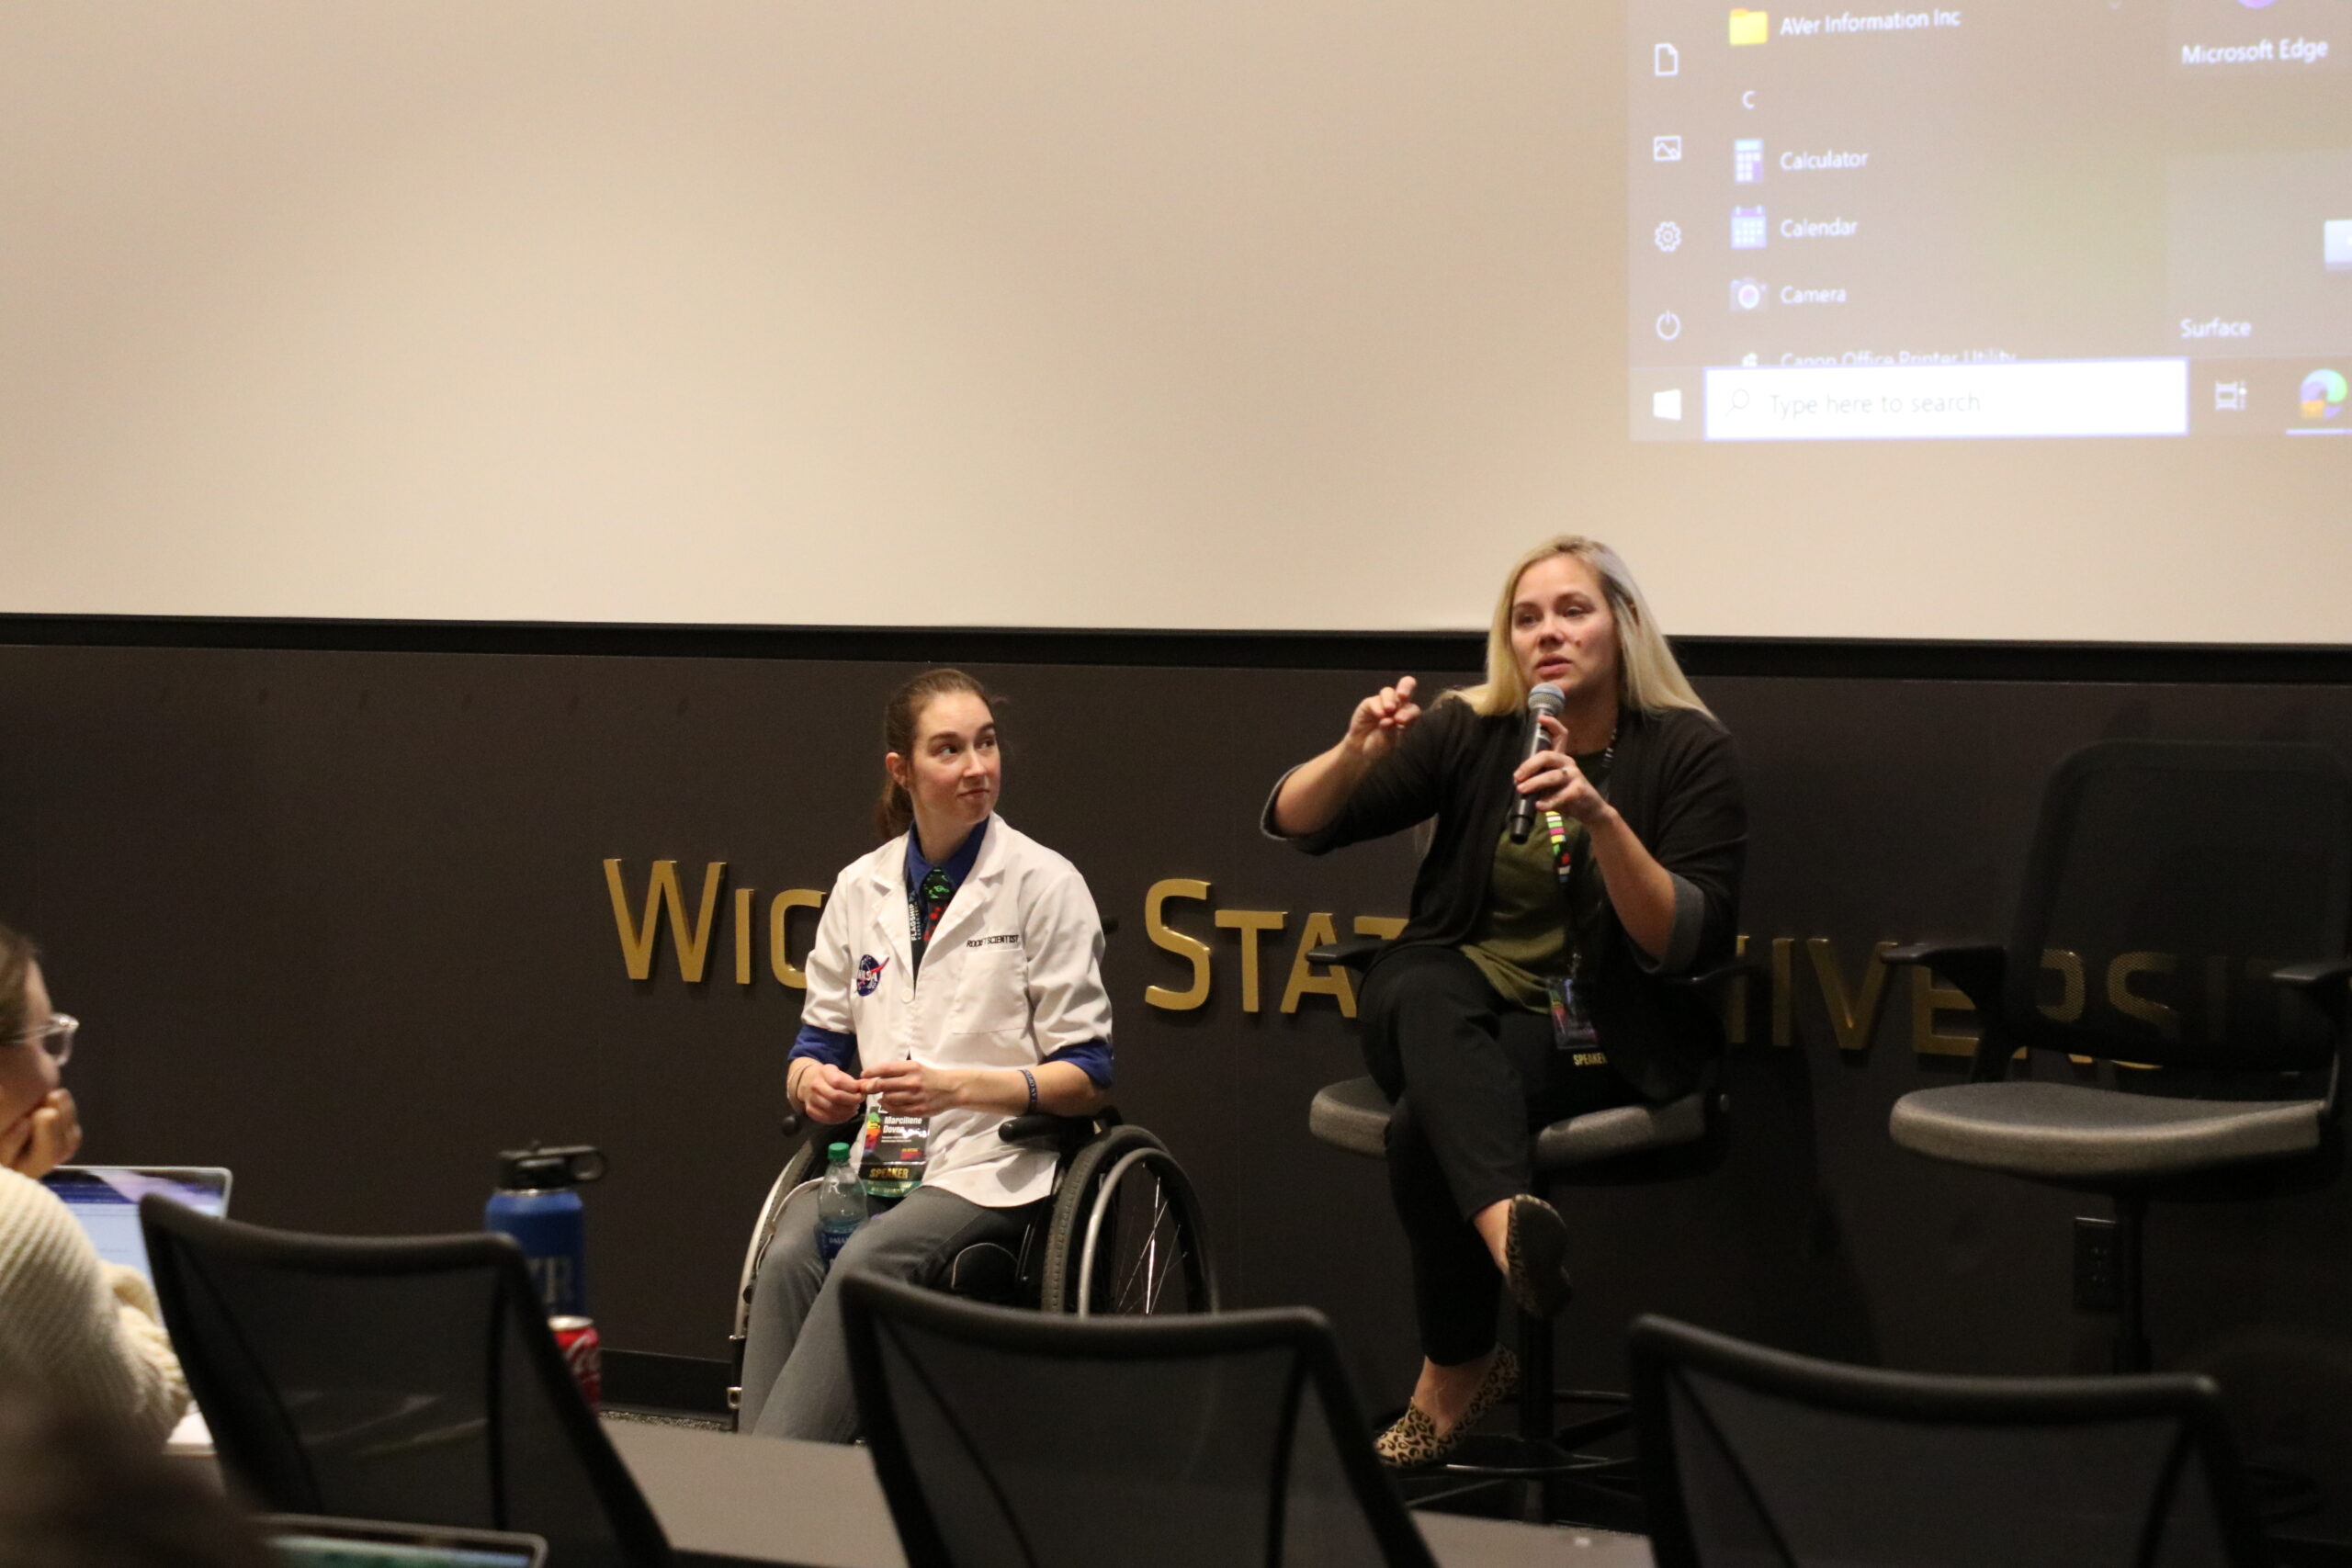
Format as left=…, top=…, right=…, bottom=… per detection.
left=1273, top=696, right=1747, bottom=1102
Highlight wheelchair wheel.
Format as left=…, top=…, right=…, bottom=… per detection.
left=1038, top=1125, right=1217, bottom=1316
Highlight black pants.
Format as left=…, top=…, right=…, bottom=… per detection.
left=1361, top=944, right=1644, bottom=1366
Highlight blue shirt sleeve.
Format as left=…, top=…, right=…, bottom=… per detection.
left=1043, top=1039, right=1114, bottom=1089
left=788, top=1024, right=858, bottom=1074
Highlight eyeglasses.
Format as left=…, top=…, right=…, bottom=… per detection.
left=23, top=1014, right=77, bottom=1066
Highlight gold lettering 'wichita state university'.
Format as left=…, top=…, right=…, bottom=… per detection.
left=602, top=862, right=2278, bottom=1058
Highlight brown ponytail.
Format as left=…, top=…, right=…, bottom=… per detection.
left=0, top=922, right=36, bottom=1046
left=874, top=669, right=997, bottom=840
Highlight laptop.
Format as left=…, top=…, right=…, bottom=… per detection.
left=39, top=1165, right=232, bottom=1285
left=262, top=1517, right=548, bottom=1568
left=40, top=1165, right=232, bottom=1453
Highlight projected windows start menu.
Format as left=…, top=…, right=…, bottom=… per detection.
left=1629, top=0, right=2352, bottom=442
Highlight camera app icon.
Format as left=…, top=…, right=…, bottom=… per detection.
left=1729, top=276, right=1768, bottom=312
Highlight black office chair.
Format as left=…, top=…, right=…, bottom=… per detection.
left=1883, top=741, right=2352, bottom=1376
left=1306, top=936, right=1737, bottom=1521
left=1629, top=1313, right=2270, bottom=1568
left=839, top=1271, right=1440, bottom=1568
left=139, top=1196, right=672, bottom=1568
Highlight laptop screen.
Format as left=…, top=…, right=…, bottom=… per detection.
left=39, top=1167, right=231, bottom=1285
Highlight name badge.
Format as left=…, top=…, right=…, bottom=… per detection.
left=858, top=1105, right=931, bottom=1199
left=1547, top=976, right=1599, bottom=1050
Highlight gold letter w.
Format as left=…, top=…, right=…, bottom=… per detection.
left=605, top=860, right=727, bottom=982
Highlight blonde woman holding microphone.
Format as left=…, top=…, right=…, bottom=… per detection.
left=1267, top=536, right=1746, bottom=1466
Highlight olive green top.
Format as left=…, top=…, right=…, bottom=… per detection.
left=1460, top=750, right=1613, bottom=1011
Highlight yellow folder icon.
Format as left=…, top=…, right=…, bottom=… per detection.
left=1729, top=8, right=1769, bottom=45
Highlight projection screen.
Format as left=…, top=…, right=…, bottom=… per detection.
left=1, top=1, right=2346, bottom=640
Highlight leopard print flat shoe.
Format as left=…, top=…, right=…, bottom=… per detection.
left=1374, top=1347, right=1521, bottom=1468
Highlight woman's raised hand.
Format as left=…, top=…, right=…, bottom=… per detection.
left=1343, top=676, right=1422, bottom=762
left=1269, top=674, right=1423, bottom=837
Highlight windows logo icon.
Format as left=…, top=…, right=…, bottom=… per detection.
left=2301, top=369, right=2347, bottom=421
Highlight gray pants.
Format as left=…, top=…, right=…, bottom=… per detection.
left=740, top=1183, right=1037, bottom=1441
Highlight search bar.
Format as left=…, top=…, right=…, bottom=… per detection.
left=1703, top=359, right=2188, bottom=441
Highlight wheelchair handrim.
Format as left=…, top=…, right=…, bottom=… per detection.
left=1073, top=1146, right=1213, bottom=1317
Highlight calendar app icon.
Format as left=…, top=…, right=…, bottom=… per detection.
left=1731, top=207, right=1769, bottom=250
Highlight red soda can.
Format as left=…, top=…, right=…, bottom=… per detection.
left=550, top=1314, right=603, bottom=1409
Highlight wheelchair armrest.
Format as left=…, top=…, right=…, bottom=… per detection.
left=1884, top=942, right=2010, bottom=1081
left=778, top=1111, right=861, bottom=1144
left=1306, top=934, right=1392, bottom=973
left=1000, top=1111, right=1107, bottom=1149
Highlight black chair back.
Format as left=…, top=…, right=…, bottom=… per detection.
left=841, top=1273, right=1435, bottom=1568
left=1631, top=1314, right=2268, bottom=1568
left=2000, top=740, right=2352, bottom=1070
left=139, top=1196, right=670, bottom=1568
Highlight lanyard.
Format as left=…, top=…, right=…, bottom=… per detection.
left=1544, top=744, right=1615, bottom=977
left=869, top=865, right=956, bottom=1196
left=1541, top=743, right=1616, bottom=885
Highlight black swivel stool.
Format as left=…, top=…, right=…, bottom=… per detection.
left=1307, top=938, right=1736, bottom=1526
left=1884, top=741, right=2352, bottom=1375
left=1884, top=740, right=2352, bottom=1529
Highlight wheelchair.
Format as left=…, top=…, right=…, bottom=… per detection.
left=727, top=1106, right=1216, bottom=1423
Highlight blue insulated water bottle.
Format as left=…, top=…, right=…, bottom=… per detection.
left=485, top=1144, right=606, bottom=1317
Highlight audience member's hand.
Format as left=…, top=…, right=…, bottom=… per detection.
left=798, top=1064, right=871, bottom=1124
left=0, top=1089, right=82, bottom=1180
left=865, top=1059, right=966, bottom=1117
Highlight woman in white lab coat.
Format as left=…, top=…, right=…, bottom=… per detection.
left=738, top=669, right=1115, bottom=1442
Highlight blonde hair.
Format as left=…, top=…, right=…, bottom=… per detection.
left=1457, top=536, right=1712, bottom=720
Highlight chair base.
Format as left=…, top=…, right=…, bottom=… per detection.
left=1385, top=1297, right=1657, bottom=1528
left=1401, top=1438, right=1646, bottom=1523
left=1393, top=1390, right=1645, bottom=1530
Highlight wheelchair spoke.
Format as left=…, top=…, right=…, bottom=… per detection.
left=1147, top=1235, right=1174, bottom=1313
left=1113, top=1187, right=1171, bottom=1312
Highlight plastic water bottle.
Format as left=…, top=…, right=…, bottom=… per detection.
left=817, top=1143, right=867, bottom=1269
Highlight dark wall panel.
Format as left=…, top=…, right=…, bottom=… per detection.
left=3, top=644, right=2350, bottom=1527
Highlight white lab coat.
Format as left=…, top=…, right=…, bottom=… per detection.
left=798, top=815, right=1114, bottom=1208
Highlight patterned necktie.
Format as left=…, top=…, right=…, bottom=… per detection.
left=909, top=866, right=956, bottom=979
left=917, top=867, right=956, bottom=942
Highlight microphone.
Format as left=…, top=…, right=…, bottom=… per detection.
left=1507, top=682, right=1566, bottom=844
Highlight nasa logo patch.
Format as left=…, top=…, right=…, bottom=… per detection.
left=854, top=953, right=889, bottom=997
